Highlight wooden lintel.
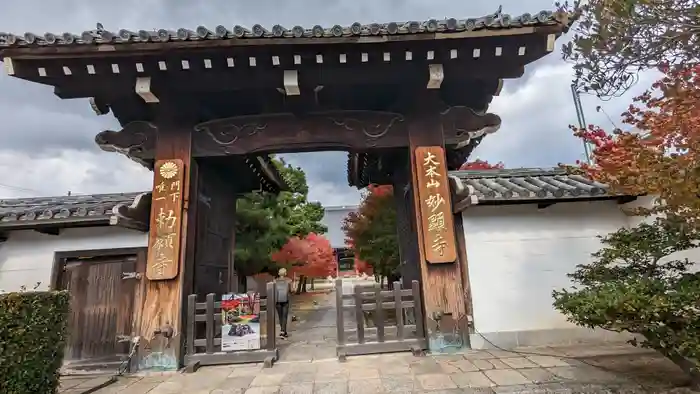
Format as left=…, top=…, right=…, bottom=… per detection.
left=39, top=60, right=525, bottom=100
left=192, top=110, right=407, bottom=154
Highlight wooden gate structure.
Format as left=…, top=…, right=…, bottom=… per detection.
left=335, top=279, right=426, bottom=359
left=0, top=9, right=571, bottom=370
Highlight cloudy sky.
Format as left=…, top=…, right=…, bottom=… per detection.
left=0, top=0, right=655, bottom=206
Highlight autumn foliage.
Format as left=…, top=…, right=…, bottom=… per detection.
left=563, top=64, right=700, bottom=385
left=271, top=233, right=337, bottom=278
left=459, top=159, right=505, bottom=170
left=342, top=185, right=398, bottom=281
left=570, top=64, right=700, bottom=222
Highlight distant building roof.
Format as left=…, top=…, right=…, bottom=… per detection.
left=451, top=168, right=623, bottom=203
left=0, top=168, right=628, bottom=231
left=0, top=192, right=139, bottom=230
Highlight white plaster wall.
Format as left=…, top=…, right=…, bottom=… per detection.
left=461, top=200, right=629, bottom=336
left=462, top=197, right=700, bottom=348
left=621, top=196, right=700, bottom=277
left=0, top=226, right=147, bottom=292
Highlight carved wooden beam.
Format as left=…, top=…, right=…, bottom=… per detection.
left=95, top=121, right=157, bottom=169
left=89, top=97, right=110, bottom=115
left=193, top=110, right=406, bottom=154
left=109, top=191, right=151, bottom=232
left=440, top=106, right=501, bottom=149
left=448, top=174, right=479, bottom=213
left=445, top=136, right=485, bottom=171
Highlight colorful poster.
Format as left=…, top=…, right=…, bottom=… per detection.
left=221, top=292, right=261, bottom=352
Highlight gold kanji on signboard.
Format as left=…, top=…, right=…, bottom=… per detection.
left=147, top=159, right=185, bottom=280
left=414, top=146, right=457, bottom=264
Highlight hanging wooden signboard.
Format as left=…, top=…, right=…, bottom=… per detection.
left=146, top=159, right=185, bottom=280
left=414, top=146, right=457, bottom=264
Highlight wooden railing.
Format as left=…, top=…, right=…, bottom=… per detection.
left=335, top=279, right=427, bottom=359
left=184, top=282, right=278, bottom=370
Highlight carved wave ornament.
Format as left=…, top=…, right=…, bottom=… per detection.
left=95, top=121, right=157, bottom=168
left=439, top=106, right=501, bottom=150
left=327, top=112, right=404, bottom=147
left=110, top=192, right=151, bottom=232
left=194, top=111, right=405, bottom=153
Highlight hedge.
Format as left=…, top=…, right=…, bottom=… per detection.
left=0, top=290, right=70, bottom=394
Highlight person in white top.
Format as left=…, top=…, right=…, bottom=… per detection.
left=274, top=268, right=292, bottom=339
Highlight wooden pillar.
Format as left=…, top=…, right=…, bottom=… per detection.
left=391, top=153, right=421, bottom=288
left=191, top=162, right=238, bottom=297
left=227, top=200, right=239, bottom=293
left=407, top=92, right=469, bottom=352
left=134, top=103, right=196, bottom=370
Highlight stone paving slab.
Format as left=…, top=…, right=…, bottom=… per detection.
left=90, top=345, right=697, bottom=394
left=59, top=374, right=117, bottom=393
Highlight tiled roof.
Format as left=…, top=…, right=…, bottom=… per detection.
left=0, top=192, right=140, bottom=227
left=451, top=168, right=615, bottom=202
left=0, top=9, right=567, bottom=48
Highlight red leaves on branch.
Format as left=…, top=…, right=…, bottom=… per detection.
left=570, top=64, right=700, bottom=220
left=459, top=160, right=505, bottom=170
left=342, top=184, right=399, bottom=278
left=354, top=258, right=374, bottom=275
left=271, top=233, right=337, bottom=278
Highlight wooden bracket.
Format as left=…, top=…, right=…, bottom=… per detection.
left=546, top=34, right=556, bottom=52
left=427, top=64, right=444, bottom=89
left=3, top=57, right=14, bottom=75
left=135, top=77, right=159, bottom=103
left=283, top=70, right=300, bottom=96
left=494, top=79, right=503, bottom=96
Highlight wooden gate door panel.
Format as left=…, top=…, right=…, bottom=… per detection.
left=61, top=255, right=137, bottom=362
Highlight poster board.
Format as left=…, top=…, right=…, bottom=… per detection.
left=221, top=292, right=261, bottom=352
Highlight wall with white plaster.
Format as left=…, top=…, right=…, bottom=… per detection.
left=461, top=198, right=700, bottom=349
left=0, top=226, right=147, bottom=292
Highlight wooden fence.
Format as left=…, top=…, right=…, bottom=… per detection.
left=335, top=279, right=427, bottom=359
left=184, top=282, right=278, bottom=370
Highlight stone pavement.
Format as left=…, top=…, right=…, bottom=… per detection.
left=88, top=345, right=696, bottom=394
left=276, top=289, right=355, bottom=363
left=59, top=374, right=116, bottom=393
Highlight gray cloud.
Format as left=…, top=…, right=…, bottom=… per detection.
left=0, top=0, right=654, bottom=205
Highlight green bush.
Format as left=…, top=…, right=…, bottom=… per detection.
left=0, top=290, right=70, bottom=394
left=553, top=218, right=700, bottom=387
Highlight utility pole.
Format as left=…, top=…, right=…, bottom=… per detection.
left=571, top=84, right=592, bottom=164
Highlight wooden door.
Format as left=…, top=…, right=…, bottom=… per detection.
left=59, top=254, right=138, bottom=362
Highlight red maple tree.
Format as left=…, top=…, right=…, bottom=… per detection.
left=570, top=64, right=700, bottom=221
left=353, top=257, right=374, bottom=276
left=459, top=159, right=505, bottom=170
left=271, top=233, right=337, bottom=279
left=342, top=184, right=397, bottom=283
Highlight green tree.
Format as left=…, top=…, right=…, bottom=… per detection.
left=561, top=0, right=700, bottom=98
left=552, top=218, right=700, bottom=386
left=342, top=185, right=400, bottom=286
left=234, top=157, right=326, bottom=277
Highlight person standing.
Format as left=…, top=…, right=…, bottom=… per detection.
left=274, top=268, right=292, bottom=339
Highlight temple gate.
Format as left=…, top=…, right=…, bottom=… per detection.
left=0, top=8, right=570, bottom=368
